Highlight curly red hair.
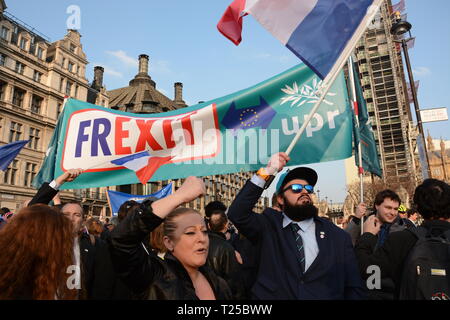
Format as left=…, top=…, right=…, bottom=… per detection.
left=0, top=204, right=77, bottom=299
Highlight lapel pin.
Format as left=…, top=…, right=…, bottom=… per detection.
left=320, top=231, right=325, bottom=239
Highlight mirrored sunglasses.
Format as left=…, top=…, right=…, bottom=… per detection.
left=282, top=184, right=314, bottom=194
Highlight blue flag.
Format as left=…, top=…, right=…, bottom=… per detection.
left=0, top=140, right=29, bottom=171
left=107, top=183, right=173, bottom=216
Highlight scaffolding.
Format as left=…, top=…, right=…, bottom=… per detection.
left=354, top=0, right=416, bottom=186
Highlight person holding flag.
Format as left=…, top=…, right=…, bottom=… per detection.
left=227, top=152, right=366, bottom=299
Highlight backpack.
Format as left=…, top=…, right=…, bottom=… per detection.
left=399, top=226, right=450, bottom=300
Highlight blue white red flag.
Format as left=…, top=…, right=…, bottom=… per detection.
left=218, top=0, right=382, bottom=79
left=111, top=151, right=172, bottom=184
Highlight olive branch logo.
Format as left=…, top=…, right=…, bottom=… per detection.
left=280, top=78, right=336, bottom=107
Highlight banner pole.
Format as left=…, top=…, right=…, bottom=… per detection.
left=285, top=0, right=384, bottom=156
left=105, top=187, right=113, bottom=218
left=347, top=56, right=365, bottom=235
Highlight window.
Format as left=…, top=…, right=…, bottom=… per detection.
left=65, top=81, right=72, bottom=96
left=24, top=162, right=37, bottom=187
left=12, top=87, right=25, bottom=107
left=4, top=160, right=18, bottom=185
left=0, top=26, right=8, bottom=40
left=0, top=53, right=6, bottom=67
left=19, top=37, right=28, bottom=50
left=37, top=47, right=43, bottom=59
left=59, top=77, right=64, bottom=92
left=33, top=70, right=42, bottom=83
left=68, top=61, right=74, bottom=73
left=31, top=95, right=43, bottom=114
left=0, top=81, right=6, bottom=101
left=69, top=43, right=76, bottom=53
left=57, top=102, right=62, bottom=119
left=74, top=85, right=78, bottom=98
left=9, top=121, right=23, bottom=142
left=61, top=57, right=66, bottom=68
left=15, top=61, right=25, bottom=74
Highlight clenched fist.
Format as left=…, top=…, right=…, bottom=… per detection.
left=265, top=152, right=290, bottom=175
left=55, top=168, right=84, bottom=185
left=174, top=176, right=206, bottom=204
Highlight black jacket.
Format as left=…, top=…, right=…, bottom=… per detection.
left=228, top=180, right=366, bottom=300
left=207, top=231, right=245, bottom=299
left=109, top=203, right=232, bottom=300
left=354, top=220, right=450, bottom=299
left=230, top=234, right=260, bottom=299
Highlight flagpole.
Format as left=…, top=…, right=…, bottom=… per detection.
left=285, top=0, right=384, bottom=157
left=105, top=187, right=113, bottom=217
left=285, top=69, right=341, bottom=156
left=347, top=56, right=365, bottom=235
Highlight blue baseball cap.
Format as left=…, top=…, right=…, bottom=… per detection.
left=275, top=167, right=318, bottom=194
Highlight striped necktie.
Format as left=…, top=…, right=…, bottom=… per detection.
left=290, top=223, right=306, bottom=273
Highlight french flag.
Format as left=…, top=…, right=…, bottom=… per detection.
left=111, top=151, right=172, bottom=185
left=218, top=0, right=381, bottom=79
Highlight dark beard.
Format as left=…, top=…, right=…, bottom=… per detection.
left=283, top=200, right=318, bottom=222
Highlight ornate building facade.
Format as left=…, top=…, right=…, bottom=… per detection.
left=0, top=1, right=110, bottom=214
left=426, top=133, right=450, bottom=183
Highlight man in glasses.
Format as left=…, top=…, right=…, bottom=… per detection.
left=228, top=152, right=366, bottom=299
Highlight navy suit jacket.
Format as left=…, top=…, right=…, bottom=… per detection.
left=228, top=180, right=366, bottom=300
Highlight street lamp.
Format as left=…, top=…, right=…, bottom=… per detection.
left=390, top=12, right=432, bottom=179
left=317, top=189, right=321, bottom=202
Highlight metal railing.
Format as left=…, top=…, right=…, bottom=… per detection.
left=3, top=11, right=51, bottom=42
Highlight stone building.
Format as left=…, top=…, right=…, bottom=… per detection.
left=345, top=0, right=416, bottom=189
left=426, top=133, right=450, bottom=183
left=0, top=1, right=109, bottom=214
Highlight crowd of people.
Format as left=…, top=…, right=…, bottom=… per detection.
left=0, top=152, right=449, bottom=300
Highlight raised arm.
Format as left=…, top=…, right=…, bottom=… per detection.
left=108, top=177, right=206, bottom=294
left=29, top=169, right=83, bottom=206
left=228, top=152, right=289, bottom=244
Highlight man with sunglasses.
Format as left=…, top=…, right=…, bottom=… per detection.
left=228, top=152, right=366, bottom=299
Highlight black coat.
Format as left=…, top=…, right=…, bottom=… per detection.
left=228, top=180, right=366, bottom=300
left=109, top=204, right=232, bottom=300
left=207, top=231, right=245, bottom=299
left=354, top=219, right=450, bottom=299
left=230, top=234, right=260, bottom=299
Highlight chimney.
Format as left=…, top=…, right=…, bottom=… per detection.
left=93, top=66, right=104, bottom=89
left=174, top=82, right=185, bottom=106
left=139, top=54, right=149, bottom=75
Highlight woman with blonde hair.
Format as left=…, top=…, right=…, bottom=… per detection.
left=0, top=204, right=77, bottom=299
left=110, top=177, right=232, bottom=300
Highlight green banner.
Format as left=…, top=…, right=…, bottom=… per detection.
left=34, top=64, right=353, bottom=190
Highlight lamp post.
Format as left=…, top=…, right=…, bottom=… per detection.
left=317, top=189, right=321, bottom=202
left=390, top=12, right=431, bottom=179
